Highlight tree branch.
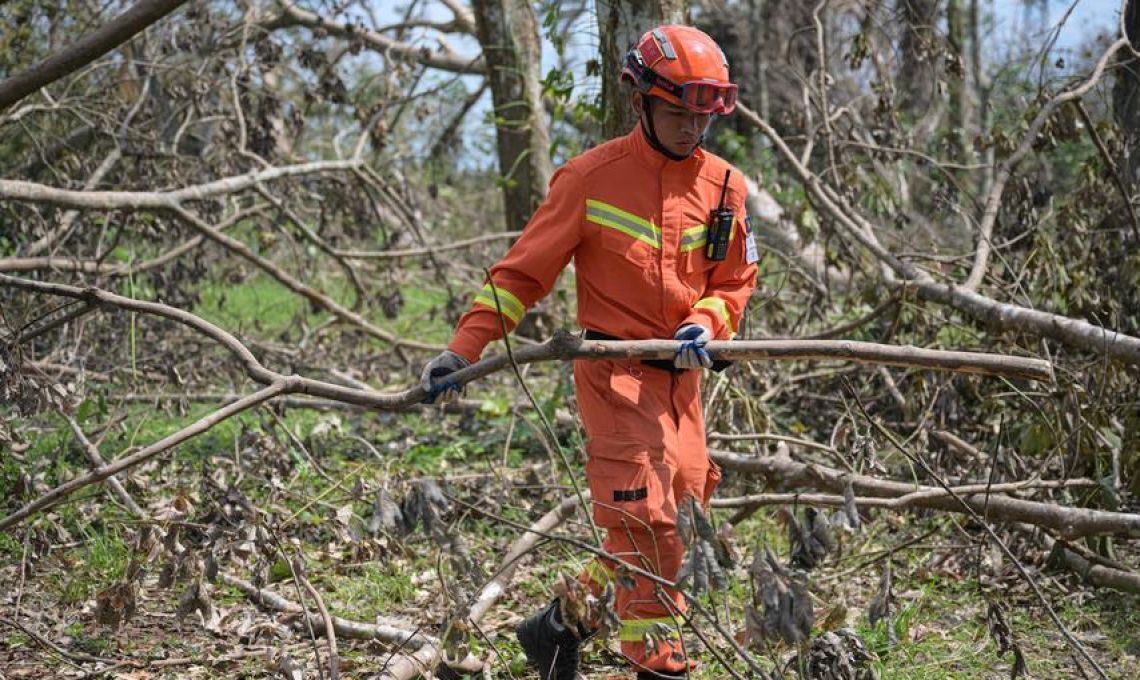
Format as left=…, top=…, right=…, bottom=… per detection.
left=711, top=449, right=1140, bottom=539
left=0, top=0, right=188, bottom=111
left=0, top=273, right=1055, bottom=529
left=263, top=2, right=484, bottom=74
left=964, top=37, right=1131, bottom=292
left=0, top=159, right=363, bottom=209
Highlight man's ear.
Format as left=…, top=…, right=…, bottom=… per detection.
left=631, top=90, right=645, bottom=117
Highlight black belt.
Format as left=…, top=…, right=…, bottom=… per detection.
left=583, top=330, right=732, bottom=373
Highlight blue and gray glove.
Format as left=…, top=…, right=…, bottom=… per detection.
left=673, top=324, right=713, bottom=370
left=420, top=350, right=470, bottom=404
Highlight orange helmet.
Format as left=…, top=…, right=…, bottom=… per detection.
left=621, top=25, right=737, bottom=115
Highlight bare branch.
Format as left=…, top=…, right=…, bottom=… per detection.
left=0, top=160, right=363, bottom=210
left=0, top=382, right=287, bottom=531
left=964, top=37, right=1131, bottom=292
left=264, top=2, right=484, bottom=74
left=711, top=449, right=1140, bottom=539
left=0, top=0, right=188, bottom=111
left=334, top=231, right=521, bottom=260
left=222, top=573, right=439, bottom=648
left=64, top=415, right=147, bottom=518
left=712, top=478, right=1097, bottom=510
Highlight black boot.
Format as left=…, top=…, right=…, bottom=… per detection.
left=515, top=600, right=587, bottom=680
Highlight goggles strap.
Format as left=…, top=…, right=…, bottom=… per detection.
left=639, top=96, right=700, bottom=162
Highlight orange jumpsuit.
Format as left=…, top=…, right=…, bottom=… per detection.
left=449, top=126, right=757, bottom=674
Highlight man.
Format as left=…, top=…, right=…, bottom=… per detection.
left=421, top=25, right=758, bottom=680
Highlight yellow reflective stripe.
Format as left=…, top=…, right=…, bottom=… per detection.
left=473, top=283, right=525, bottom=323
left=618, top=617, right=681, bottom=642
left=680, top=224, right=707, bottom=253
left=694, top=297, right=734, bottom=334
left=586, top=199, right=661, bottom=248
left=584, top=560, right=615, bottom=587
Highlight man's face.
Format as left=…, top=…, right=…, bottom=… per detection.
left=633, top=92, right=712, bottom=157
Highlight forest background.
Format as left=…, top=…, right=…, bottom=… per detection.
left=3, top=0, right=1140, bottom=678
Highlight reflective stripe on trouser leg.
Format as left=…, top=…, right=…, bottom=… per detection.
left=571, top=358, right=710, bottom=675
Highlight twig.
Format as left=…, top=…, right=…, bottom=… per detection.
left=64, top=414, right=147, bottom=517
left=0, top=615, right=111, bottom=665
left=964, top=37, right=1131, bottom=291
left=0, top=382, right=287, bottom=531
left=300, top=570, right=339, bottom=680
left=708, top=430, right=854, bottom=472
left=1072, top=100, right=1140, bottom=242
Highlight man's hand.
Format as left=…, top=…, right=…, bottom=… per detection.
left=673, top=324, right=712, bottom=370
left=420, top=350, right=470, bottom=403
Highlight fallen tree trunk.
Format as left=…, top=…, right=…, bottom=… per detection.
left=1028, top=527, right=1140, bottom=594
left=711, top=449, right=1140, bottom=539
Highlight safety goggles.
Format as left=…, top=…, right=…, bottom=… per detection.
left=625, top=50, right=738, bottom=115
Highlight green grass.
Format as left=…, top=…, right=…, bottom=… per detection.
left=48, top=529, right=131, bottom=605
left=325, top=561, right=419, bottom=620
left=191, top=264, right=456, bottom=346
left=196, top=272, right=318, bottom=338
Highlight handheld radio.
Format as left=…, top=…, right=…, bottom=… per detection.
left=706, top=170, right=733, bottom=261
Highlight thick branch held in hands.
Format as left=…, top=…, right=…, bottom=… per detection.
left=0, top=0, right=188, bottom=111
left=0, top=274, right=1050, bottom=530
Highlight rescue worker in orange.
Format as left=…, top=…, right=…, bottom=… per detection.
left=420, top=25, right=758, bottom=680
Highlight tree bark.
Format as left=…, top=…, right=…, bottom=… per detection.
left=1114, top=0, right=1140, bottom=184
left=0, top=0, right=187, bottom=111
left=946, top=0, right=970, bottom=159
left=897, top=0, right=940, bottom=117
left=472, top=0, right=553, bottom=232
left=597, top=0, right=687, bottom=139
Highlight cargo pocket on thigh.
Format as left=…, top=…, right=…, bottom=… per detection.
left=702, top=461, right=722, bottom=504
left=587, top=450, right=675, bottom=530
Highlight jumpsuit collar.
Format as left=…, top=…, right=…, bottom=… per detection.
left=628, top=124, right=704, bottom=173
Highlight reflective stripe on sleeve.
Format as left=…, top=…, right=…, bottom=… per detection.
left=586, top=199, right=662, bottom=248
left=618, top=616, right=681, bottom=642
left=694, top=296, right=734, bottom=334
left=680, top=224, right=707, bottom=253
left=473, top=283, right=526, bottom=323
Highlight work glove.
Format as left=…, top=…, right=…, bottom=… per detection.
left=673, top=324, right=713, bottom=370
left=420, top=350, right=470, bottom=404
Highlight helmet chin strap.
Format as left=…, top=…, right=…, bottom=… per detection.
left=640, top=96, right=709, bottom=162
